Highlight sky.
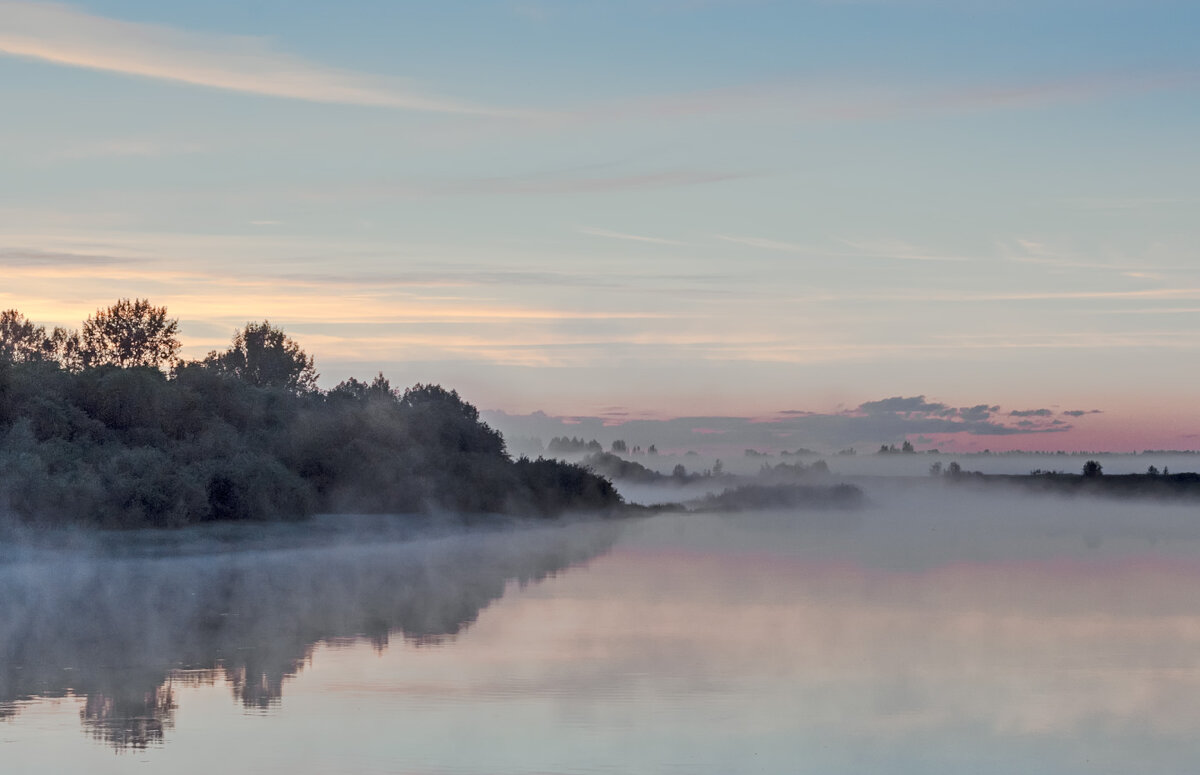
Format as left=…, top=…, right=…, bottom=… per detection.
left=1, top=0, right=1198, bottom=452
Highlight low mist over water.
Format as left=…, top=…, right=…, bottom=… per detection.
left=5, top=488, right=1200, bottom=773
left=0, top=517, right=620, bottom=750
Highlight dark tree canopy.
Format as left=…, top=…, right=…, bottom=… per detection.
left=0, top=301, right=624, bottom=528
left=1082, top=460, right=1103, bottom=477
left=80, top=299, right=180, bottom=370
left=0, top=310, right=79, bottom=366
left=0, top=310, right=52, bottom=363
left=329, top=373, right=397, bottom=403
left=203, top=321, right=318, bottom=393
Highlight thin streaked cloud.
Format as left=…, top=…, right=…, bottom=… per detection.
left=0, top=1, right=514, bottom=115
left=45, top=137, right=205, bottom=161
left=579, top=227, right=693, bottom=246
left=576, top=70, right=1198, bottom=125
left=715, top=234, right=971, bottom=262
left=0, top=247, right=136, bottom=267
left=364, top=169, right=750, bottom=198
left=835, top=238, right=973, bottom=263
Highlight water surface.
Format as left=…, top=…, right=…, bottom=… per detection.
left=4, top=490, right=1200, bottom=773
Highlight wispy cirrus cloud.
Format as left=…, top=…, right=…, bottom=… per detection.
left=579, top=227, right=693, bottom=246
left=582, top=70, right=1197, bottom=125
left=46, top=137, right=205, bottom=161
left=0, top=1, right=512, bottom=115
left=298, top=168, right=748, bottom=200
left=715, top=234, right=971, bottom=262
left=0, top=247, right=134, bottom=267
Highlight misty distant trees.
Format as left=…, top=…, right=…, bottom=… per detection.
left=548, top=437, right=603, bottom=454
left=0, top=301, right=623, bottom=528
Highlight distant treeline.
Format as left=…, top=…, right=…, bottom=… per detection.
left=547, top=437, right=659, bottom=456
left=938, top=460, right=1200, bottom=499
left=698, top=483, right=864, bottom=512
left=0, top=302, right=622, bottom=528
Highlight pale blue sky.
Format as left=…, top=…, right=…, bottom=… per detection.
left=2, top=0, right=1198, bottom=448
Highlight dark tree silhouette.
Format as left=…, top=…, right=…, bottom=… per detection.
left=0, top=310, right=53, bottom=363
left=1082, top=460, right=1103, bottom=477
left=0, top=309, right=82, bottom=368
left=329, top=372, right=397, bottom=402
left=80, top=299, right=180, bottom=370
left=0, top=300, right=627, bottom=528
left=203, top=321, right=318, bottom=393
left=610, top=439, right=627, bottom=454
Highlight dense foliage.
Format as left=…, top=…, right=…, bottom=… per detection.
left=0, top=303, right=622, bottom=528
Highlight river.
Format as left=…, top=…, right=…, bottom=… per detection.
left=3, top=487, right=1200, bottom=773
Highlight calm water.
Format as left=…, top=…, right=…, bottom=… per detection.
left=4, top=488, right=1200, bottom=773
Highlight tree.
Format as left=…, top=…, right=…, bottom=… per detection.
left=901, top=440, right=915, bottom=453
left=329, top=373, right=397, bottom=402
left=400, top=383, right=479, bottom=420
left=0, top=309, right=80, bottom=367
left=398, top=383, right=505, bottom=458
left=929, top=461, right=943, bottom=476
left=80, top=299, right=180, bottom=370
left=611, top=440, right=627, bottom=454
left=946, top=461, right=962, bottom=477
left=204, top=321, right=318, bottom=393
left=0, top=310, right=53, bottom=363
left=1082, top=460, right=1103, bottom=478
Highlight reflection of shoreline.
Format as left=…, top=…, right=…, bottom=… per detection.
left=0, top=518, right=621, bottom=749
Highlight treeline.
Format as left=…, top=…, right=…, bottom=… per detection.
left=547, top=437, right=659, bottom=456
left=0, top=301, right=621, bottom=528
left=960, top=470, right=1200, bottom=500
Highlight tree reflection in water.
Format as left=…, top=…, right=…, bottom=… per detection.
left=0, top=516, right=621, bottom=749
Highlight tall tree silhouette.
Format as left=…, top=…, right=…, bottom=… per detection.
left=80, top=299, right=180, bottom=369
left=0, top=309, right=80, bottom=366
left=0, top=310, right=52, bottom=363
left=204, top=321, right=318, bottom=393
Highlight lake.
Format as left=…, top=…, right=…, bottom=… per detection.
left=4, top=486, right=1200, bottom=773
